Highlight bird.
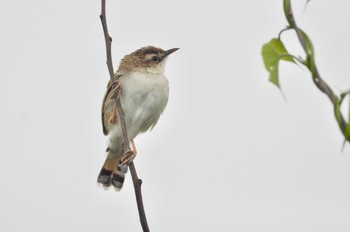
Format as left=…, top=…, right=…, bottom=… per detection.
left=97, top=46, right=179, bottom=190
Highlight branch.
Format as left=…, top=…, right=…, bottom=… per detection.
left=284, top=0, right=349, bottom=141
left=129, top=162, right=150, bottom=231
left=99, top=0, right=114, bottom=80
left=99, top=1, right=150, bottom=231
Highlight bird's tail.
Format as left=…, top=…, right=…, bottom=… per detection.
left=97, top=151, right=128, bottom=190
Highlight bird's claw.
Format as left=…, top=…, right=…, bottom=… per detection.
left=119, top=149, right=136, bottom=166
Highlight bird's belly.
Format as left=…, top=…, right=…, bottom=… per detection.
left=119, top=73, right=169, bottom=139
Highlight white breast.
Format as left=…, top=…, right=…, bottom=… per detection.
left=118, top=71, right=169, bottom=139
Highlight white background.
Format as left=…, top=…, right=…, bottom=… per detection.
left=1, top=0, right=350, bottom=231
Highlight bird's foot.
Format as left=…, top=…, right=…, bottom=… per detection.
left=120, top=149, right=136, bottom=166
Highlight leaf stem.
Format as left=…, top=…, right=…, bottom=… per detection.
left=278, top=26, right=292, bottom=40
left=279, top=53, right=305, bottom=65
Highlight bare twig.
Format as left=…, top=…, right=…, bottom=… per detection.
left=99, top=1, right=150, bottom=231
left=129, top=162, right=150, bottom=231
left=100, top=0, right=114, bottom=80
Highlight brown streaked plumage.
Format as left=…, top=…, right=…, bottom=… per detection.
left=97, top=46, right=179, bottom=189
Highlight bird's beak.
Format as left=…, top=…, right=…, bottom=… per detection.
left=163, top=48, right=179, bottom=57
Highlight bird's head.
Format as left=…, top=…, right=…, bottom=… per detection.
left=119, top=46, right=179, bottom=74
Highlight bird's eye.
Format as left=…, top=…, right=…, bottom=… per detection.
left=152, top=56, right=159, bottom=62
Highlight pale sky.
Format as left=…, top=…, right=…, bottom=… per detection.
left=1, top=0, right=350, bottom=231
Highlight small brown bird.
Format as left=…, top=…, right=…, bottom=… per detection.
left=97, top=46, right=179, bottom=189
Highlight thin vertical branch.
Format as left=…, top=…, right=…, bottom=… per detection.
left=99, top=1, right=150, bottom=231
left=100, top=0, right=114, bottom=80
left=129, top=162, right=150, bottom=232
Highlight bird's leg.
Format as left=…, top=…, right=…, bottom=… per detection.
left=131, top=139, right=137, bottom=155
left=120, top=139, right=137, bottom=166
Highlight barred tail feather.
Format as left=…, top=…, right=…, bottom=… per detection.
left=97, top=151, right=128, bottom=190
left=97, top=153, right=117, bottom=186
left=112, top=162, right=128, bottom=190
left=97, top=167, right=113, bottom=186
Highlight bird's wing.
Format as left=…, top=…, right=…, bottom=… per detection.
left=101, top=76, right=121, bottom=135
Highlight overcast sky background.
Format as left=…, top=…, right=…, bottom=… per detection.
left=1, top=0, right=350, bottom=231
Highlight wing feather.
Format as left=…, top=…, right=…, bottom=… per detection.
left=101, top=77, right=121, bottom=135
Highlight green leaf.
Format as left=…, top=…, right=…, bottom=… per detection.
left=341, top=90, right=350, bottom=142
left=262, top=38, right=295, bottom=88
left=298, top=29, right=316, bottom=74
left=335, top=99, right=343, bottom=130
left=335, top=91, right=350, bottom=144
left=299, top=29, right=315, bottom=58
left=348, top=93, right=350, bottom=124
left=345, top=123, right=350, bottom=141
left=347, top=96, right=350, bottom=142
left=283, top=0, right=292, bottom=26
left=342, top=122, right=350, bottom=151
